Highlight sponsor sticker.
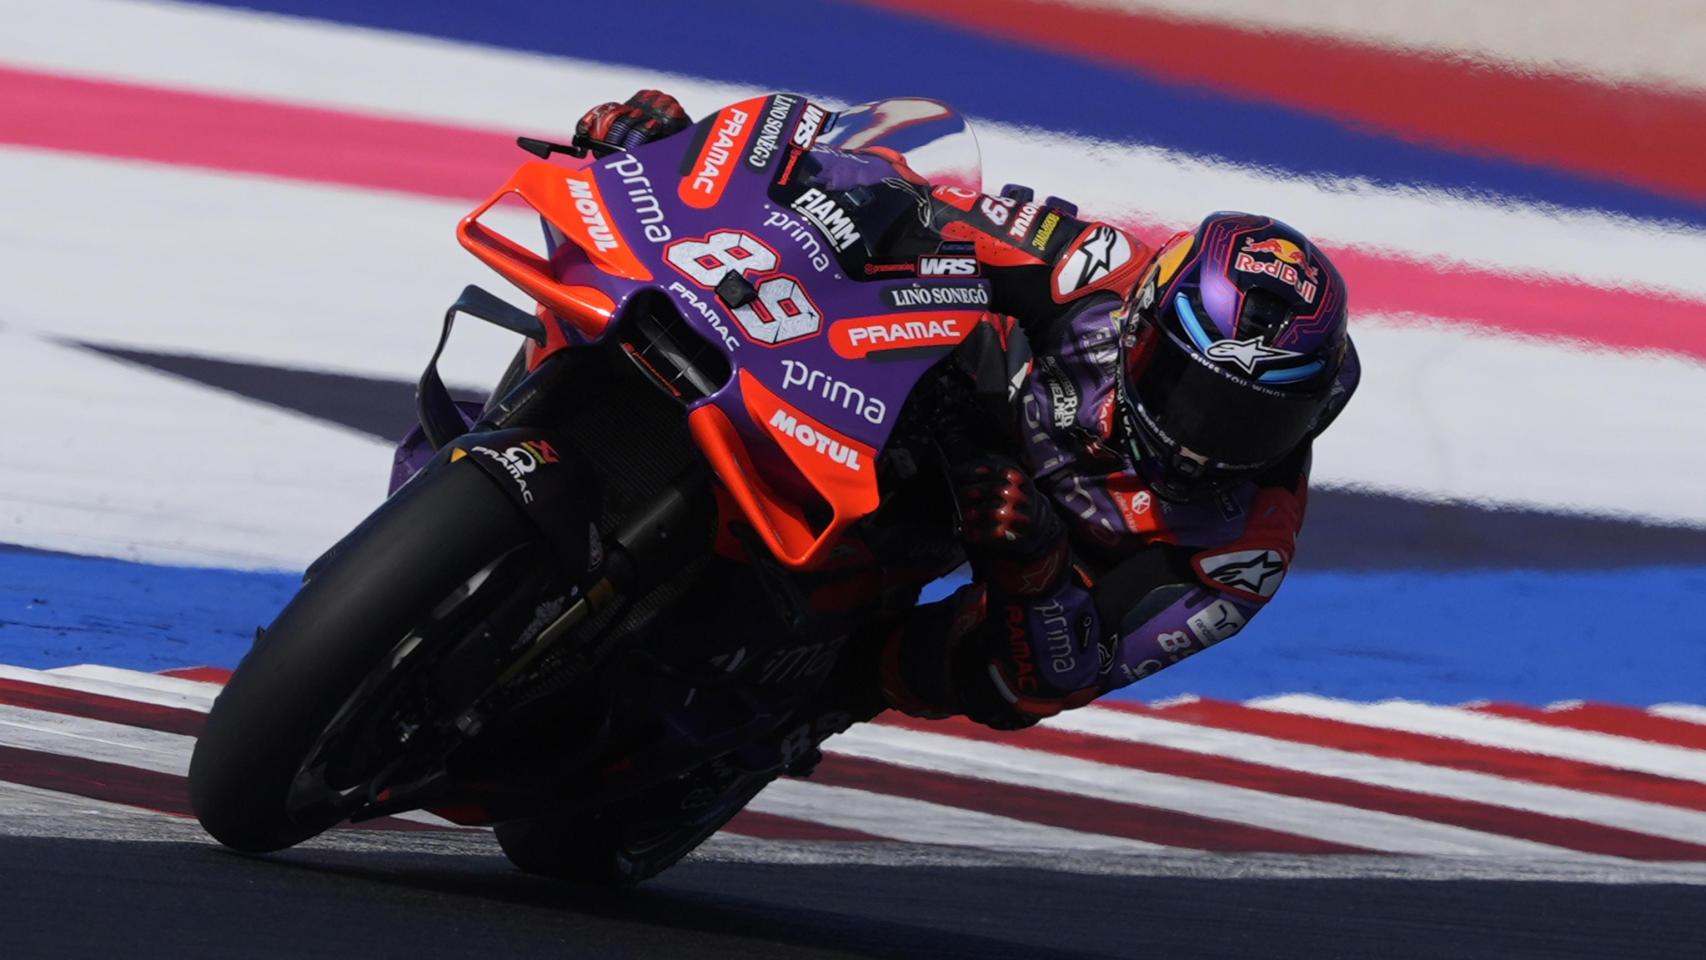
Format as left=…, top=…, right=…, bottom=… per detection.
left=604, top=153, right=671, bottom=244
left=1203, top=337, right=1305, bottom=374
left=1186, top=598, right=1247, bottom=647
left=466, top=440, right=559, bottom=504
left=1031, top=211, right=1061, bottom=252
left=1036, top=356, right=1080, bottom=430
left=791, top=102, right=827, bottom=150
left=829, top=312, right=978, bottom=358
left=916, top=253, right=979, bottom=278
left=767, top=407, right=864, bottom=472
left=1234, top=236, right=1319, bottom=303
left=1053, top=224, right=1133, bottom=301
left=881, top=284, right=990, bottom=309
left=790, top=187, right=862, bottom=252
left=556, top=168, right=648, bottom=279
left=761, top=209, right=833, bottom=273
left=680, top=100, right=759, bottom=209
left=1007, top=202, right=1040, bottom=240
left=746, top=93, right=799, bottom=171
left=1195, top=547, right=1287, bottom=599
left=780, top=358, right=887, bottom=425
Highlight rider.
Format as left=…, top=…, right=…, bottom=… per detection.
left=578, top=91, right=1360, bottom=732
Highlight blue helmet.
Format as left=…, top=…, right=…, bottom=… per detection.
left=1116, top=212, right=1358, bottom=501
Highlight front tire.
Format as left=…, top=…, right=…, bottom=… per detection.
left=188, top=461, right=535, bottom=852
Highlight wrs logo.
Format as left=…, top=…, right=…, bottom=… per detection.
left=917, top=254, right=978, bottom=277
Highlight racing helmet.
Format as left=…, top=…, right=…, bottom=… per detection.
left=1115, top=212, right=1356, bottom=502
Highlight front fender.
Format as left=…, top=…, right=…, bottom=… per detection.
left=443, top=428, right=602, bottom=578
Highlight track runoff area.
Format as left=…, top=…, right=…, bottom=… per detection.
left=3, top=1, right=1706, bottom=955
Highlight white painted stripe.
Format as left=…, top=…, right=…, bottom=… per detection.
left=829, top=725, right=1597, bottom=858
left=1049, top=707, right=1706, bottom=846
left=1311, top=318, right=1706, bottom=526
left=1061, top=0, right=1706, bottom=94
left=1249, top=696, right=1706, bottom=785
left=0, top=703, right=191, bottom=776
left=3, top=150, right=1700, bottom=542
left=1653, top=705, right=1706, bottom=727
left=0, top=699, right=462, bottom=829
left=0, top=148, right=533, bottom=388
left=749, top=778, right=1167, bottom=854
left=0, top=327, right=395, bottom=570
left=6, top=0, right=1706, bottom=300
left=0, top=664, right=213, bottom=712
left=46, top=666, right=222, bottom=706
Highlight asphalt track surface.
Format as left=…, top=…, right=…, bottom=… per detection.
left=3, top=815, right=1702, bottom=960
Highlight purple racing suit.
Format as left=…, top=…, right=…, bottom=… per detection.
left=866, top=168, right=1335, bottom=729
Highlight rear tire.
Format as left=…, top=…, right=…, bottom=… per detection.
left=188, top=461, right=536, bottom=852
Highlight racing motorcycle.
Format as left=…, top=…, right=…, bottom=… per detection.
left=188, top=94, right=1009, bottom=884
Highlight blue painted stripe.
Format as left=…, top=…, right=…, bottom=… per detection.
left=179, top=0, right=1706, bottom=227
left=0, top=548, right=296, bottom=672
left=3, top=548, right=1701, bottom=706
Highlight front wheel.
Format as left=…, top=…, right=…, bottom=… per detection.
left=188, top=460, right=537, bottom=852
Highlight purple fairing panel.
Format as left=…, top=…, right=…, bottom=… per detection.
left=479, top=94, right=991, bottom=483
left=390, top=400, right=483, bottom=495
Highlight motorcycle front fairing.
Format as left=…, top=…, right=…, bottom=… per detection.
left=448, top=94, right=991, bottom=571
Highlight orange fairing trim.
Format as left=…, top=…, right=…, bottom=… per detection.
left=457, top=160, right=644, bottom=339
left=687, top=371, right=880, bottom=570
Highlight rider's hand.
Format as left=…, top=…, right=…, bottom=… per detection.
left=575, top=89, right=691, bottom=155
left=952, top=454, right=1069, bottom=596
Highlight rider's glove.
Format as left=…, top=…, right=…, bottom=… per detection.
left=575, top=89, right=691, bottom=155
left=952, top=454, right=1069, bottom=597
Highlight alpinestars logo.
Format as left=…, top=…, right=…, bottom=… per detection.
left=1054, top=225, right=1132, bottom=301
left=1197, top=548, right=1286, bottom=599
left=1204, top=337, right=1304, bottom=374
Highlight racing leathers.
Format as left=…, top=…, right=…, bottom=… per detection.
left=577, top=91, right=1327, bottom=733
left=867, top=175, right=1314, bottom=730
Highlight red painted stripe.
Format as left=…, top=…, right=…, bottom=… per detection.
left=159, top=666, right=232, bottom=683
left=814, top=751, right=1361, bottom=853
left=723, top=809, right=883, bottom=843
left=1117, top=214, right=1706, bottom=363
left=1104, top=699, right=1706, bottom=814
left=852, top=0, right=1706, bottom=206
left=1471, top=702, right=1706, bottom=751
left=0, top=677, right=205, bottom=737
left=0, top=744, right=439, bottom=831
left=877, top=713, right=1706, bottom=861
left=3, top=64, right=1700, bottom=362
left=0, top=64, right=515, bottom=201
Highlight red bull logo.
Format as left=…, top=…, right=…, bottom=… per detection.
left=1236, top=236, right=1319, bottom=302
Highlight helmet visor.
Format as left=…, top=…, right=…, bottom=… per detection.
left=1128, top=321, right=1325, bottom=468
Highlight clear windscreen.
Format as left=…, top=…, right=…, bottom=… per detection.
left=816, top=97, right=983, bottom=193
